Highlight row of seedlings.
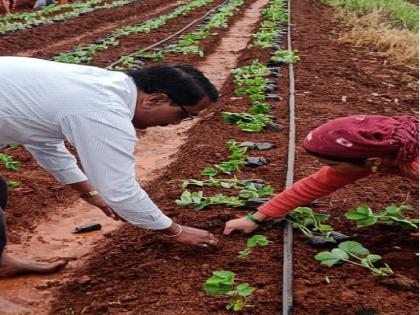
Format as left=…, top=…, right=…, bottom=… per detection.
left=53, top=0, right=217, bottom=65
left=0, top=0, right=136, bottom=35
left=174, top=0, right=294, bottom=311
left=109, top=0, right=250, bottom=70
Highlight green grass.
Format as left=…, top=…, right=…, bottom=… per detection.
left=323, top=0, right=419, bottom=32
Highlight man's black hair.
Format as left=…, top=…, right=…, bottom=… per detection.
left=305, top=149, right=367, bottom=166
left=127, top=64, right=218, bottom=106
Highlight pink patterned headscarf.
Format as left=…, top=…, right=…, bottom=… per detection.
left=303, top=115, right=419, bottom=163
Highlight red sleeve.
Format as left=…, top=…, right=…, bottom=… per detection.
left=398, top=157, right=418, bottom=180
left=258, top=166, right=370, bottom=218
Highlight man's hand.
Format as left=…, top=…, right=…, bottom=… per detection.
left=84, top=195, right=126, bottom=222
left=161, top=224, right=218, bottom=247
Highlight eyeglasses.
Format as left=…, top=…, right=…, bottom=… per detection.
left=178, top=103, right=198, bottom=120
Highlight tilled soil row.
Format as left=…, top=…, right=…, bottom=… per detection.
left=64, top=0, right=255, bottom=68
left=289, top=0, right=418, bottom=314
left=49, top=9, right=293, bottom=315
left=0, top=0, right=177, bottom=55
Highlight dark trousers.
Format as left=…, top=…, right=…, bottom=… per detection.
left=0, top=176, right=8, bottom=256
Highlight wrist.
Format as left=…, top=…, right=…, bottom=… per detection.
left=253, top=211, right=269, bottom=222
left=158, top=223, right=183, bottom=237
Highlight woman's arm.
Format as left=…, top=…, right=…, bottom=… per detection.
left=258, top=166, right=370, bottom=218
left=224, top=166, right=370, bottom=235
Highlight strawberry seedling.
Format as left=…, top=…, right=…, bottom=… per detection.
left=345, top=204, right=418, bottom=230
left=270, top=49, right=300, bottom=64
left=6, top=181, right=20, bottom=189
left=279, top=207, right=333, bottom=238
left=315, top=241, right=393, bottom=277
left=175, top=191, right=244, bottom=210
left=238, top=234, right=272, bottom=258
left=203, top=271, right=255, bottom=312
left=0, top=153, right=20, bottom=171
left=222, top=112, right=273, bottom=133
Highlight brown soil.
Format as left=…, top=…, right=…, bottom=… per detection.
left=0, top=0, right=418, bottom=313
left=1, top=147, right=79, bottom=243
left=48, top=0, right=419, bottom=314
left=291, top=0, right=418, bottom=314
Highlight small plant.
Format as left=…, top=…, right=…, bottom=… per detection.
left=6, top=181, right=20, bottom=189
left=270, top=49, right=300, bottom=64
left=200, top=139, right=250, bottom=177
left=249, top=102, right=272, bottom=114
left=238, top=234, right=271, bottom=258
left=180, top=177, right=271, bottom=191
left=0, top=154, right=19, bottom=171
left=203, top=271, right=255, bottom=311
left=315, top=241, right=393, bottom=277
left=231, top=60, right=271, bottom=83
left=175, top=191, right=245, bottom=210
left=222, top=112, right=272, bottom=132
left=248, top=0, right=288, bottom=48
left=345, top=204, right=418, bottom=230
left=280, top=207, right=333, bottom=238
left=238, top=183, right=274, bottom=199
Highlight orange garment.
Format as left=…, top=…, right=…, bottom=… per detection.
left=258, top=158, right=419, bottom=218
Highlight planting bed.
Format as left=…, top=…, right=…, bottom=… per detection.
left=0, top=0, right=179, bottom=55
left=0, top=0, right=418, bottom=314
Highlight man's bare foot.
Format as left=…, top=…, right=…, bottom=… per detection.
left=0, top=297, right=29, bottom=313
left=0, top=254, right=68, bottom=278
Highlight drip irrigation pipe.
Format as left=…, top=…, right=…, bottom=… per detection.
left=107, top=0, right=231, bottom=69
left=283, top=0, right=295, bottom=313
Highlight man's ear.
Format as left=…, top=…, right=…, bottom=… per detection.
left=364, top=157, right=383, bottom=167
left=142, top=93, right=170, bottom=109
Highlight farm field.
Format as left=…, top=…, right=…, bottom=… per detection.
left=0, top=0, right=418, bottom=314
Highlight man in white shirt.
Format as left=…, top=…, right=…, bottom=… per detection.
left=0, top=57, right=219, bottom=277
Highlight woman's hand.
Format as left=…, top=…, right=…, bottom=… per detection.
left=223, top=216, right=259, bottom=235
left=223, top=211, right=269, bottom=235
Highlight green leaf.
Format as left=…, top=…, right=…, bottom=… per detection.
left=236, top=283, right=255, bottom=297
left=238, top=248, right=252, bottom=257
left=356, top=217, right=378, bottom=227
left=203, top=271, right=235, bottom=295
left=246, top=235, right=270, bottom=247
left=331, top=248, right=349, bottom=260
left=191, top=191, right=203, bottom=203
left=366, top=254, right=382, bottom=264
left=201, top=167, right=218, bottom=177
left=176, top=191, right=192, bottom=205
left=239, top=189, right=259, bottom=199
left=232, top=301, right=244, bottom=311
left=226, top=301, right=234, bottom=310
left=315, top=251, right=345, bottom=267
left=6, top=181, right=20, bottom=189
left=345, top=211, right=368, bottom=220
left=338, top=241, right=370, bottom=257
left=319, top=224, right=334, bottom=232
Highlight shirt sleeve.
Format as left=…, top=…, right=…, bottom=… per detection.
left=60, top=111, right=172, bottom=230
left=258, top=166, right=370, bottom=218
left=25, top=141, right=88, bottom=184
